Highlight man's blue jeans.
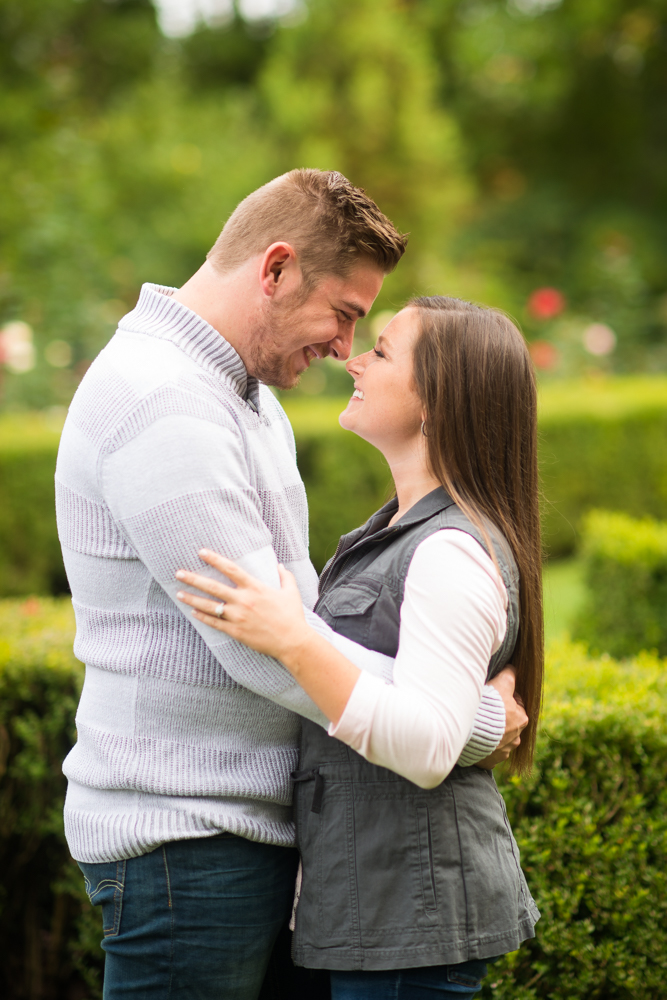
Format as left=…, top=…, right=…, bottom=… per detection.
left=78, top=833, right=300, bottom=999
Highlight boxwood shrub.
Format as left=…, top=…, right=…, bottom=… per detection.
left=536, top=377, right=667, bottom=558
left=285, top=376, right=667, bottom=568
left=2, top=599, right=666, bottom=999
left=573, top=510, right=667, bottom=658
left=0, top=414, right=68, bottom=597
left=486, top=639, right=667, bottom=999
left=0, top=597, right=102, bottom=999
left=0, top=376, right=666, bottom=590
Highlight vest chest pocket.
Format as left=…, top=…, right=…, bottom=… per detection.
left=319, top=579, right=384, bottom=649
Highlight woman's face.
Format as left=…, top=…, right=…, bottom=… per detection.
left=339, top=308, right=424, bottom=453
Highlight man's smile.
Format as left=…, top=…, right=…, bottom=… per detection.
left=302, top=345, right=322, bottom=367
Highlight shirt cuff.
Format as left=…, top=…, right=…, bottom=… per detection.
left=327, top=670, right=385, bottom=755
left=457, top=685, right=506, bottom=767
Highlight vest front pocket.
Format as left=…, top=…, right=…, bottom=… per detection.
left=295, top=771, right=358, bottom=950
left=450, top=769, right=527, bottom=932
left=416, top=805, right=438, bottom=912
left=319, top=579, right=383, bottom=651
left=348, top=782, right=457, bottom=949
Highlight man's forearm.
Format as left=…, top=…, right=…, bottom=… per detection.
left=457, top=685, right=506, bottom=766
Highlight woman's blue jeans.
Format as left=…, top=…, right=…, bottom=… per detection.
left=330, top=961, right=488, bottom=999
left=78, top=833, right=300, bottom=999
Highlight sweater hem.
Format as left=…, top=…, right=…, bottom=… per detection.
left=65, top=807, right=296, bottom=863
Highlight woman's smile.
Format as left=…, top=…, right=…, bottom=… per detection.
left=338, top=308, right=424, bottom=451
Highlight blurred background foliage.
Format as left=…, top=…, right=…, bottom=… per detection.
left=3, top=6, right=667, bottom=994
left=1, top=0, right=667, bottom=408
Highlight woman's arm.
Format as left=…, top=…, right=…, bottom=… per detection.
left=177, top=552, right=363, bottom=721
left=175, top=531, right=514, bottom=787
left=325, top=531, right=507, bottom=786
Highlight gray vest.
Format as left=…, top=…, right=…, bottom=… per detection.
left=292, top=488, right=539, bottom=971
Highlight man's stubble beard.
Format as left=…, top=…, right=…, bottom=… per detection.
left=245, top=297, right=312, bottom=391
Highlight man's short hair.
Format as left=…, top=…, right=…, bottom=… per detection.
left=207, top=169, right=408, bottom=289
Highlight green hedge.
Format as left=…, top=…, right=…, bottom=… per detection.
left=283, top=377, right=667, bottom=568
left=487, top=639, right=667, bottom=999
left=0, top=598, right=103, bottom=999
left=2, top=599, right=667, bottom=999
left=573, top=510, right=667, bottom=659
left=1, top=375, right=666, bottom=589
left=536, top=378, right=667, bottom=559
left=0, top=414, right=68, bottom=597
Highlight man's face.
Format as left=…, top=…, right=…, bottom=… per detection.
left=246, top=261, right=385, bottom=390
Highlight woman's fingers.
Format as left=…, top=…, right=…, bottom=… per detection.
left=191, top=608, right=236, bottom=634
left=176, top=590, right=232, bottom=618
left=174, top=554, right=307, bottom=660
left=198, top=550, right=258, bottom=589
left=277, top=564, right=299, bottom=594
left=174, top=569, right=236, bottom=602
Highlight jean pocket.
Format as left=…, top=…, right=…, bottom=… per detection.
left=447, top=959, right=487, bottom=988
left=78, top=860, right=127, bottom=938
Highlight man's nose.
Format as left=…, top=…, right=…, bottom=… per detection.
left=327, top=324, right=356, bottom=361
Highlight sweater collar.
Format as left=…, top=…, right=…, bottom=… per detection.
left=119, top=283, right=261, bottom=408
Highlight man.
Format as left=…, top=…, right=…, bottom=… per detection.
left=56, top=169, right=526, bottom=998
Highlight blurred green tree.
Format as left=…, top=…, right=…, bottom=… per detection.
left=0, top=1, right=279, bottom=408
left=1, top=0, right=666, bottom=409
left=258, top=0, right=472, bottom=307
left=418, top=0, right=667, bottom=369
left=0, top=0, right=163, bottom=406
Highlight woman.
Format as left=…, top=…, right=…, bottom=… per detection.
left=175, top=296, right=543, bottom=999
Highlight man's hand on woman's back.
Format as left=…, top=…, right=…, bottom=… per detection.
left=475, top=666, right=528, bottom=770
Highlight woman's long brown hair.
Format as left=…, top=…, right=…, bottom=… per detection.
left=410, top=296, right=543, bottom=774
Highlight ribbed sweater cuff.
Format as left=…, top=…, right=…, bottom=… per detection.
left=457, top=685, right=506, bottom=767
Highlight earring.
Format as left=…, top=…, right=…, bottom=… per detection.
left=421, top=421, right=428, bottom=437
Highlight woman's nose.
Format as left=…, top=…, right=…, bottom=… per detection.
left=346, top=352, right=367, bottom=376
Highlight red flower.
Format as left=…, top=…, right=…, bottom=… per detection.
left=529, top=340, right=560, bottom=370
left=527, top=287, right=565, bottom=320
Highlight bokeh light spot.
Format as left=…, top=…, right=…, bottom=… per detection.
left=527, top=287, right=565, bottom=320
left=529, top=340, right=560, bottom=370
left=0, top=321, right=35, bottom=373
left=370, top=310, right=396, bottom=340
left=299, top=365, right=326, bottom=395
left=583, top=323, right=616, bottom=356
left=45, top=340, right=72, bottom=368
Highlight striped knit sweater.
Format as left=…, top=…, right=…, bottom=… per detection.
left=56, top=283, right=504, bottom=864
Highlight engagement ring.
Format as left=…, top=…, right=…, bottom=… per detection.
left=214, top=603, right=226, bottom=618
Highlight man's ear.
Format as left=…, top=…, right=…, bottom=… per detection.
left=259, top=242, right=299, bottom=300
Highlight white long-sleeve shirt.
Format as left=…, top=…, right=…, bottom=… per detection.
left=330, top=529, right=508, bottom=789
